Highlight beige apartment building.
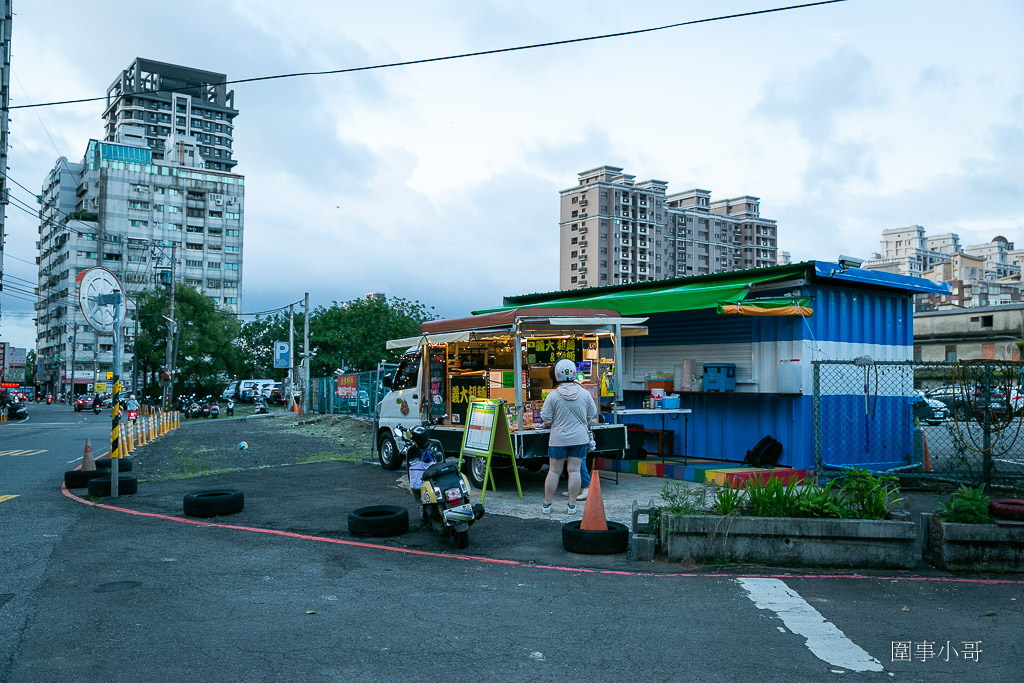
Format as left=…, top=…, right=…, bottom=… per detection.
left=558, top=166, right=778, bottom=290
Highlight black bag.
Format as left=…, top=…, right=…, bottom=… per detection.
left=743, top=435, right=783, bottom=468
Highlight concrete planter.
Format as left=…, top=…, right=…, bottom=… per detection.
left=921, top=512, right=1024, bottom=572
left=659, top=514, right=917, bottom=569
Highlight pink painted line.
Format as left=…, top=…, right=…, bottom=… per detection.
left=59, top=475, right=1024, bottom=586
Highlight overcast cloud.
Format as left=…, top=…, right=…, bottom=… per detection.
left=2, top=0, right=1022, bottom=349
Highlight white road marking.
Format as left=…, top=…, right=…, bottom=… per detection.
left=738, top=577, right=883, bottom=673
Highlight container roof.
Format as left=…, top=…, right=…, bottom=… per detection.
left=481, top=261, right=950, bottom=316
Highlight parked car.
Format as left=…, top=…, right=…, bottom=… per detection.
left=925, top=384, right=1008, bottom=421
left=221, top=381, right=239, bottom=401
left=913, top=391, right=949, bottom=425
left=74, top=393, right=100, bottom=412
left=237, top=379, right=272, bottom=403
left=266, top=382, right=285, bottom=405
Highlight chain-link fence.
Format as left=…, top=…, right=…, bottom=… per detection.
left=813, top=360, right=1024, bottom=487
left=311, top=364, right=398, bottom=417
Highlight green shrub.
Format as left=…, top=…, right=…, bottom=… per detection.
left=833, top=467, right=901, bottom=520
left=937, top=484, right=992, bottom=524
left=660, top=481, right=708, bottom=515
left=713, top=482, right=745, bottom=516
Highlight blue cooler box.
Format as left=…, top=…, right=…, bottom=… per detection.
left=703, top=363, right=736, bottom=392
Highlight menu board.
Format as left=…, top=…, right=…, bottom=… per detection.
left=463, top=401, right=496, bottom=452
left=526, top=338, right=583, bottom=364
left=428, top=350, right=447, bottom=417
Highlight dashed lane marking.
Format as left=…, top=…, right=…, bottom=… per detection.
left=0, top=495, right=20, bottom=503
left=0, top=449, right=48, bottom=457
left=738, top=577, right=883, bottom=673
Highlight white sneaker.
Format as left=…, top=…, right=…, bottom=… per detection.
left=577, top=488, right=589, bottom=501
left=542, top=504, right=552, bottom=514
left=566, top=504, right=578, bottom=515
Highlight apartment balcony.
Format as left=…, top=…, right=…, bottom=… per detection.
left=578, top=240, right=588, bottom=248
left=579, top=199, right=588, bottom=207
left=620, top=251, right=633, bottom=261
left=578, top=267, right=587, bottom=275
left=637, top=226, right=649, bottom=236
left=578, top=226, right=588, bottom=234
left=619, top=264, right=632, bottom=274
left=619, top=238, right=633, bottom=248
left=637, top=254, right=649, bottom=263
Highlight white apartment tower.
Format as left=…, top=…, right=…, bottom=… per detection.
left=34, top=59, right=244, bottom=397
left=558, top=166, right=778, bottom=290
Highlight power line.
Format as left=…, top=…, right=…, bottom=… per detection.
left=7, top=1, right=848, bottom=111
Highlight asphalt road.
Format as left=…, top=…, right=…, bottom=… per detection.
left=1, top=405, right=1021, bottom=681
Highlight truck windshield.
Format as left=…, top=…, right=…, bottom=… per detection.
left=393, top=356, right=421, bottom=391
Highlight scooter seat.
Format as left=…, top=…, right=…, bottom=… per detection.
left=422, top=462, right=459, bottom=481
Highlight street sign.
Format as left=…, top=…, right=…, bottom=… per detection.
left=273, top=341, right=291, bottom=369
left=95, top=381, right=107, bottom=393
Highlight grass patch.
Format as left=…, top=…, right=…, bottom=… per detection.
left=296, top=451, right=363, bottom=464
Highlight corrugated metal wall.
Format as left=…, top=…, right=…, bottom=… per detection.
left=621, top=284, right=915, bottom=471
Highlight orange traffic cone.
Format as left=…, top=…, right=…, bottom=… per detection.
left=580, top=466, right=608, bottom=531
left=81, top=438, right=96, bottom=471
left=923, top=430, right=932, bottom=472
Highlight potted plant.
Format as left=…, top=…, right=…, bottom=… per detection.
left=658, top=469, right=917, bottom=569
left=922, top=485, right=1024, bottom=571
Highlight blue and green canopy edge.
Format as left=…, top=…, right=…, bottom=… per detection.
left=473, top=261, right=950, bottom=318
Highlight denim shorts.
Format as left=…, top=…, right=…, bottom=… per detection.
left=548, top=443, right=587, bottom=460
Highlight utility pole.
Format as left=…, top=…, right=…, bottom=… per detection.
left=288, top=303, right=295, bottom=408
left=131, top=302, right=139, bottom=396
left=70, top=324, right=78, bottom=400
left=303, top=292, right=310, bottom=413
left=163, top=244, right=176, bottom=411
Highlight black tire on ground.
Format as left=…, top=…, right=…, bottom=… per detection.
left=348, top=505, right=409, bottom=537
left=377, top=433, right=403, bottom=470
left=561, top=520, right=629, bottom=555
left=455, top=530, right=470, bottom=549
left=96, top=458, right=133, bottom=472
left=64, top=469, right=106, bottom=489
left=183, top=489, right=245, bottom=518
left=989, top=499, right=1024, bottom=521
left=954, top=405, right=969, bottom=421
left=466, top=456, right=488, bottom=489
left=87, top=475, right=139, bottom=497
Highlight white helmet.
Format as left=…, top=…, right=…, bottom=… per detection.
left=554, top=359, right=577, bottom=383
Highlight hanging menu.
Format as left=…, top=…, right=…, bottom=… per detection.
left=525, top=338, right=584, bottom=364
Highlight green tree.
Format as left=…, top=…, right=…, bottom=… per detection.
left=237, top=313, right=290, bottom=380
left=308, top=296, right=435, bottom=375
left=135, top=284, right=242, bottom=397
left=25, top=350, right=37, bottom=387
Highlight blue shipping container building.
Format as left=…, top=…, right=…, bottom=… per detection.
left=492, top=261, right=950, bottom=472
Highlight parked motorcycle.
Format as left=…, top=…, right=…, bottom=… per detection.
left=210, top=402, right=220, bottom=419
left=226, top=398, right=235, bottom=416
left=398, top=416, right=483, bottom=549
left=201, top=396, right=213, bottom=418
left=253, top=396, right=269, bottom=414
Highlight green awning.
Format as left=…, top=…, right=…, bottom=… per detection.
left=476, top=271, right=795, bottom=316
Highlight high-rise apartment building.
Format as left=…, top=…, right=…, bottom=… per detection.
left=35, top=59, right=244, bottom=397
left=863, top=226, right=1022, bottom=309
left=558, top=166, right=778, bottom=290
left=0, top=1, right=12, bottom=330
left=103, top=58, right=238, bottom=172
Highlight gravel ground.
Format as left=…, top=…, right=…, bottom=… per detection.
left=128, top=411, right=375, bottom=481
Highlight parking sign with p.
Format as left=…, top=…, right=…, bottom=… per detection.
left=273, top=341, right=291, bottom=369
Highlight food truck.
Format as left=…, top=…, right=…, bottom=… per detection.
left=375, top=308, right=647, bottom=487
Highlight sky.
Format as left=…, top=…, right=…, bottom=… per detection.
left=1, top=0, right=1022, bottom=350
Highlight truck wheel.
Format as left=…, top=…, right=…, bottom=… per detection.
left=466, top=456, right=488, bottom=489
left=522, top=460, right=544, bottom=473
left=377, top=433, right=403, bottom=470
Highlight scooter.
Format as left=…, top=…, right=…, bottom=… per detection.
left=210, top=402, right=220, bottom=418
left=46, top=394, right=53, bottom=405
left=253, top=396, right=269, bottom=414
left=93, top=401, right=102, bottom=415
left=226, top=398, right=235, bottom=417
left=398, top=417, right=484, bottom=549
